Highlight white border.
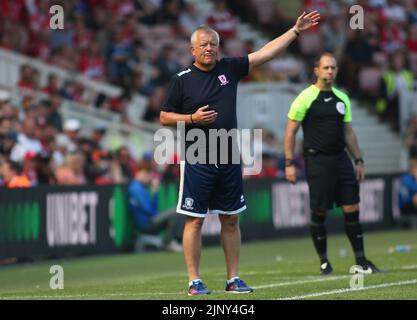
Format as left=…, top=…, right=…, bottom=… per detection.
left=209, top=205, right=247, bottom=215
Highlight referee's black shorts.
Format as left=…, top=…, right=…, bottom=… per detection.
left=304, top=149, right=360, bottom=211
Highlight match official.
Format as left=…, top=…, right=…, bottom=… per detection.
left=284, top=52, right=381, bottom=275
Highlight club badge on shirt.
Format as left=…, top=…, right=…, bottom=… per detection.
left=218, top=74, right=229, bottom=86
left=336, top=102, right=346, bottom=115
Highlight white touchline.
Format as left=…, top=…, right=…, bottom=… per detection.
left=0, top=291, right=184, bottom=300
left=276, top=279, right=417, bottom=300
left=401, top=265, right=417, bottom=270
left=252, top=275, right=351, bottom=289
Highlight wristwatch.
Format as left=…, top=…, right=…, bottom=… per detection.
left=285, top=159, right=295, bottom=167
left=354, top=158, right=364, bottom=165
left=292, top=28, right=300, bottom=37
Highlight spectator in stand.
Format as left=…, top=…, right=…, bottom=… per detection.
left=399, top=157, right=417, bottom=217
left=50, top=45, right=78, bottom=72
left=33, top=151, right=56, bottom=185
left=81, top=124, right=109, bottom=184
left=73, top=17, right=94, bottom=51
left=380, top=17, right=407, bottom=54
left=108, top=29, right=132, bottom=86
left=382, top=0, right=407, bottom=25
left=179, top=3, right=206, bottom=36
left=17, top=64, right=36, bottom=90
left=406, top=23, right=417, bottom=53
left=207, top=0, right=237, bottom=40
left=42, top=74, right=61, bottom=97
left=376, top=50, right=414, bottom=131
left=128, top=159, right=184, bottom=251
left=10, top=117, right=44, bottom=163
left=111, top=146, right=135, bottom=184
left=143, top=86, right=165, bottom=124
left=127, top=41, right=158, bottom=95
left=78, top=41, right=106, bottom=80
left=155, top=0, right=182, bottom=25
left=0, top=130, right=18, bottom=159
left=343, top=30, right=381, bottom=96
left=28, top=28, right=52, bottom=61
left=45, top=95, right=63, bottom=132
left=61, top=81, right=87, bottom=103
left=94, top=92, right=112, bottom=111
left=321, top=14, right=348, bottom=62
left=154, top=44, right=182, bottom=86
left=403, top=114, right=417, bottom=158
left=110, top=91, right=132, bottom=124
left=90, top=124, right=107, bottom=150
left=55, top=152, right=87, bottom=185
left=406, top=0, right=417, bottom=24
left=56, top=118, right=81, bottom=154
left=91, top=149, right=115, bottom=185
left=0, top=159, right=31, bottom=188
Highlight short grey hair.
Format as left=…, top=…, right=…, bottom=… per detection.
left=190, top=25, right=220, bottom=46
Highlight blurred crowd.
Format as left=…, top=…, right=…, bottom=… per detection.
left=233, top=0, right=417, bottom=131
left=1, top=0, right=417, bottom=187
left=0, top=87, right=184, bottom=187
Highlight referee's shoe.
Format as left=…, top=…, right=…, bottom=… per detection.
left=320, top=261, right=333, bottom=275
left=352, top=260, right=382, bottom=274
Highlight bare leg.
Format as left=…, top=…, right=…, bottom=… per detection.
left=219, top=214, right=240, bottom=279
left=182, top=216, right=204, bottom=281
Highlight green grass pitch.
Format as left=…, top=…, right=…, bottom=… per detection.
left=1, top=229, right=417, bottom=300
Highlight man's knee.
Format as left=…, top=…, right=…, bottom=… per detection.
left=311, top=210, right=327, bottom=224
left=343, top=204, right=359, bottom=213
left=219, top=214, right=239, bottom=230
left=185, top=216, right=204, bottom=230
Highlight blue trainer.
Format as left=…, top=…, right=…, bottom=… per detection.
left=188, top=280, right=211, bottom=296
left=225, top=277, right=254, bottom=293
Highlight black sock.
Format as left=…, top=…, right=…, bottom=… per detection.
left=344, top=211, right=366, bottom=265
left=310, top=212, right=327, bottom=264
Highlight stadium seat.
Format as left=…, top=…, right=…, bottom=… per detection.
left=134, top=234, right=164, bottom=252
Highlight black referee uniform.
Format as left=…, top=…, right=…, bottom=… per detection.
left=161, top=57, right=248, bottom=218
left=288, top=84, right=359, bottom=211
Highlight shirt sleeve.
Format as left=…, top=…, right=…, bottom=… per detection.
left=399, top=175, right=413, bottom=208
left=224, top=56, right=249, bottom=80
left=161, top=75, right=182, bottom=113
left=343, top=95, right=352, bottom=123
left=288, top=91, right=308, bottom=121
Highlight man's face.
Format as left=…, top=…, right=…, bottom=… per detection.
left=1, top=162, right=13, bottom=181
left=136, top=169, right=152, bottom=185
left=191, top=31, right=219, bottom=69
left=315, top=56, right=338, bottom=85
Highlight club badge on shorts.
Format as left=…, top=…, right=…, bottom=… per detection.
left=218, top=74, right=229, bottom=86
left=183, top=197, right=194, bottom=210
left=336, top=102, right=346, bottom=115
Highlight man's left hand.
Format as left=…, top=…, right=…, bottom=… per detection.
left=356, top=163, right=365, bottom=182
left=294, top=11, right=321, bottom=33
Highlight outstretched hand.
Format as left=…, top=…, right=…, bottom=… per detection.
left=294, top=11, right=321, bottom=33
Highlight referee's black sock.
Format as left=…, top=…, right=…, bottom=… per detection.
left=344, top=211, right=366, bottom=265
left=310, top=211, right=327, bottom=264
